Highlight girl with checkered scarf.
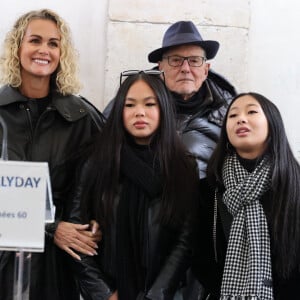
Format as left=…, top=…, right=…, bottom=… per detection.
left=193, top=93, right=300, bottom=300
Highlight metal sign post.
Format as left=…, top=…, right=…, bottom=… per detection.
left=14, top=251, right=31, bottom=299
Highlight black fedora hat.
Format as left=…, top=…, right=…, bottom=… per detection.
left=148, top=21, right=220, bottom=63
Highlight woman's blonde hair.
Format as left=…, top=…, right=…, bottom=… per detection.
left=0, top=8, right=81, bottom=95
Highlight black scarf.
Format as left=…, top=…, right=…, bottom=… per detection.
left=116, top=142, right=162, bottom=300
left=173, top=84, right=208, bottom=115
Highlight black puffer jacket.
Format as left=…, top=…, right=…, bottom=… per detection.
left=175, top=70, right=236, bottom=179
left=0, top=85, right=105, bottom=300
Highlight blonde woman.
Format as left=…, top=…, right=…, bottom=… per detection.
left=0, top=9, right=104, bottom=300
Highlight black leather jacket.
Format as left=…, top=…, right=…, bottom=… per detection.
left=0, top=85, right=105, bottom=300
left=67, top=161, right=194, bottom=300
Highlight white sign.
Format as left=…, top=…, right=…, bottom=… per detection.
left=0, top=160, right=52, bottom=252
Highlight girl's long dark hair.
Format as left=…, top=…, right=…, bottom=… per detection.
left=82, top=73, right=198, bottom=229
left=207, top=92, right=300, bottom=278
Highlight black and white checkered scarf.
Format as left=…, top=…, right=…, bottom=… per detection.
left=220, top=153, right=274, bottom=300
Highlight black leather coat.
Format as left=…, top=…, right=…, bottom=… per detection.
left=67, top=161, right=194, bottom=300
left=0, top=85, right=105, bottom=300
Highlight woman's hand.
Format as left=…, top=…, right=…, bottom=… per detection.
left=54, top=220, right=102, bottom=260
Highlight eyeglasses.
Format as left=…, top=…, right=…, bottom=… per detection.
left=120, top=69, right=164, bottom=85
left=163, top=55, right=207, bottom=67
left=119, top=69, right=164, bottom=86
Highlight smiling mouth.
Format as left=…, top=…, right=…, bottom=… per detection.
left=33, top=59, right=49, bottom=65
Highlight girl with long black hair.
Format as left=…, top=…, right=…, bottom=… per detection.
left=194, top=92, right=300, bottom=300
left=68, top=70, right=199, bottom=300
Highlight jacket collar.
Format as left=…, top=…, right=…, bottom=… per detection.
left=0, top=85, right=28, bottom=105
left=0, top=85, right=88, bottom=122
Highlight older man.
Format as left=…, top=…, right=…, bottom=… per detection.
left=148, top=20, right=236, bottom=179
